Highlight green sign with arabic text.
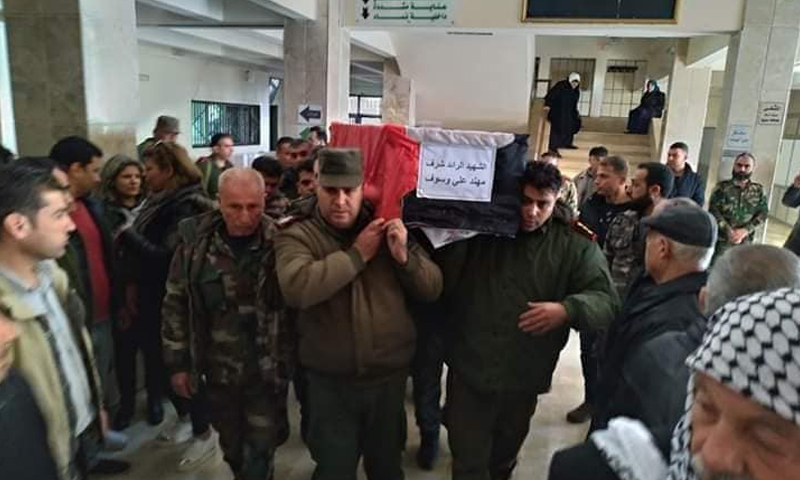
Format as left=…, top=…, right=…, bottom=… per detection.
left=356, top=0, right=455, bottom=26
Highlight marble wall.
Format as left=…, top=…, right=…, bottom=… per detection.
left=382, top=59, right=415, bottom=126
left=706, top=0, right=800, bottom=206
left=283, top=0, right=350, bottom=137
left=4, top=0, right=139, bottom=157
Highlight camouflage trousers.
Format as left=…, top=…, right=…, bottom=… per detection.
left=207, top=378, right=286, bottom=480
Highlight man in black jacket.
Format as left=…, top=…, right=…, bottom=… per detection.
left=548, top=243, right=800, bottom=480
left=667, top=142, right=705, bottom=206
left=50, top=137, right=130, bottom=473
left=0, top=311, right=59, bottom=480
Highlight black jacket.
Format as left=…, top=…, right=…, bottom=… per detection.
left=0, top=370, right=59, bottom=480
left=119, top=184, right=214, bottom=326
left=57, top=196, right=121, bottom=323
left=594, top=271, right=707, bottom=439
left=782, top=186, right=800, bottom=255
left=669, top=164, right=705, bottom=206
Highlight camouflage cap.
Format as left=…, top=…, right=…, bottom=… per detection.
left=155, top=115, right=180, bottom=134
left=317, top=149, right=363, bottom=188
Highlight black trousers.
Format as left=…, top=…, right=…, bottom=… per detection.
left=115, top=317, right=210, bottom=435
left=411, top=319, right=444, bottom=435
left=114, top=317, right=165, bottom=414
left=579, top=330, right=598, bottom=406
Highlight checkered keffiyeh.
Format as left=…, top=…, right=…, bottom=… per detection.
left=667, top=288, right=800, bottom=480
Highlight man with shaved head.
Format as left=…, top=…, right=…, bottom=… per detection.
left=162, top=168, right=292, bottom=480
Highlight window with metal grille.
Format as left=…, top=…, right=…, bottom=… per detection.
left=601, top=60, right=648, bottom=118
left=349, top=95, right=382, bottom=124
left=549, top=58, right=595, bottom=117
left=191, top=100, right=260, bottom=148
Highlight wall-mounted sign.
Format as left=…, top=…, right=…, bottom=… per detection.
left=356, top=0, right=455, bottom=26
left=725, top=124, right=753, bottom=150
left=298, top=104, right=322, bottom=125
left=758, top=101, right=786, bottom=126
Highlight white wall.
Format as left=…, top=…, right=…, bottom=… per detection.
left=137, top=43, right=277, bottom=164
left=393, top=32, right=534, bottom=133
left=535, top=36, right=677, bottom=117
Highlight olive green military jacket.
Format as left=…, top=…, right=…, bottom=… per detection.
left=708, top=179, right=769, bottom=250
left=275, top=199, right=443, bottom=380
left=436, top=216, right=620, bottom=394
left=161, top=211, right=293, bottom=392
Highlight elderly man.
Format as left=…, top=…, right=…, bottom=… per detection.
left=604, top=162, right=674, bottom=296
left=275, top=149, right=443, bottom=480
left=437, top=161, right=618, bottom=480
left=592, top=201, right=716, bottom=432
left=549, top=244, right=800, bottom=480
left=666, top=287, right=800, bottom=480
left=708, top=152, right=769, bottom=259
left=162, top=168, right=292, bottom=480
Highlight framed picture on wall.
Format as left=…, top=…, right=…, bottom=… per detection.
left=522, top=0, right=680, bottom=23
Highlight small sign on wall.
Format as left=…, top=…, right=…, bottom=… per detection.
left=725, top=124, right=753, bottom=150
left=298, top=104, right=322, bottom=125
left=356, top=0, right=455, bottom=26
left=758, top=101, right=786, bottom=126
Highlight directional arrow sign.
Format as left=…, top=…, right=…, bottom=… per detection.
left=298, top=104, right=322, bottom=125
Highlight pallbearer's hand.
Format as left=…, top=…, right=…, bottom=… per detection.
left=518, top=302, right=568, bottom=335
left=386, top=219, right=409, bottom=266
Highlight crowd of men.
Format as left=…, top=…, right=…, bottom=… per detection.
left=0, top=113, right=799, bottom=480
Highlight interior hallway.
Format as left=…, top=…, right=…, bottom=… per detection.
left=95, top=333, right=588, bottom=480
left=92, top=222, right=795, bottom=480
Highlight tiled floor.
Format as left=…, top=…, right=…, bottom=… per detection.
left=96, top=333, right=588, bottom=480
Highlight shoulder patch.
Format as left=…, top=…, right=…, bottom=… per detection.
left=570, top=220, right=598, bottom=242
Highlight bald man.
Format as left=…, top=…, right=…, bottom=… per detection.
left=162, top=168, right=292, bottom=480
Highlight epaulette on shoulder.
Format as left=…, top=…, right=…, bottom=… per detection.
left=570, top=220, right=597, bottom=242
left=275, top=214, right=306, bottom=230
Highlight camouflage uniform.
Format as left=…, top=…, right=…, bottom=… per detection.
left=162, top=211, right=293, bottom=480
left=559, top=177, right=580, bottom=216
left=604, top=210, right=645, bottom=297
left=265, top=193, right=290, bottom=220
left=708, top=179, right=769, bottom=257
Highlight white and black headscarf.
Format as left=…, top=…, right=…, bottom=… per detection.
left=667, top=287, right=800, bottom=480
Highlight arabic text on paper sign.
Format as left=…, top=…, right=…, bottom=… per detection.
left=417, top=143, right=496, bottom=202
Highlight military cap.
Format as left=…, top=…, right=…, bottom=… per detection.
left=641, top=204, right=718, bottom=248
left=318, top=149, right=363, bottom=188
left=155, top=115, right=180, bottom=134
